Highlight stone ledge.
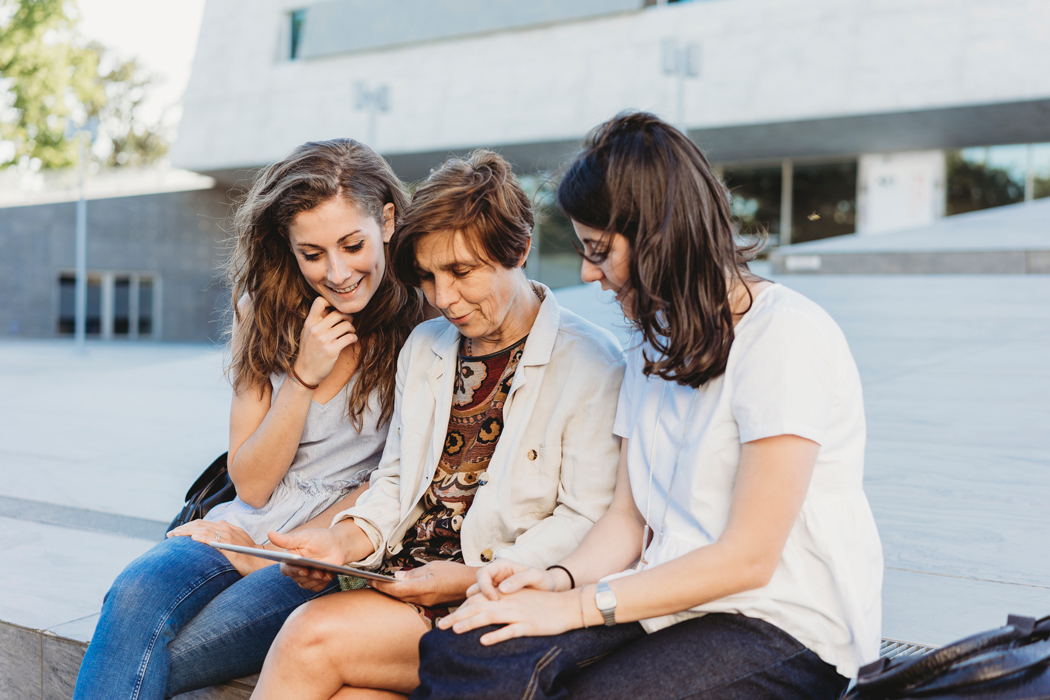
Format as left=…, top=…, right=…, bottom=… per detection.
left=0, top=620, right=256, bottom=700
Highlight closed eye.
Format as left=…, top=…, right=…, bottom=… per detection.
left=344, top=242, right=365, bottom=253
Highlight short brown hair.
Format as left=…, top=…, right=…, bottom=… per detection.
left=392, top=150, right=534, bottom=285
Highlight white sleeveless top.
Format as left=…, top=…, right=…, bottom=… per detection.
left=206, top=372, right=388, bottom=544
left=608, top=284, right=883, bottom=678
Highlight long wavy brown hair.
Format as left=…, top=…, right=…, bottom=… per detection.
left=226, top=139, right=423, bottom=428
left=557, top=112, right=764, bottom=388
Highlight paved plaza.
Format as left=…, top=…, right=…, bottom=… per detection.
left=1, top=273, right=1048, bottom=677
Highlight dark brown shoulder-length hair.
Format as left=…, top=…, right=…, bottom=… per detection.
left=556, top=112, right=762, bottom=388
left=391, top=150, right=534, bottom=285
left=226, top=138, right=423, bottom=428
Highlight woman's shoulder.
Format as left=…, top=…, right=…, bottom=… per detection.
left=553, top=307, right=626, bottom=370
left=738, top=284, right=843, bottom=343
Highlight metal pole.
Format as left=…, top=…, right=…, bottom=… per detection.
left=780, top=159, right=794, bottom=247
left=74, top=133, right=88, bottom=350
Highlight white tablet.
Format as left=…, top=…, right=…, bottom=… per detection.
left=208, top=542, right=398, bottom=583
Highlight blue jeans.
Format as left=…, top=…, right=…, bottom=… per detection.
left=72, top=535, right=338, bottom=700
left=412, top=613, right=849, bottom=700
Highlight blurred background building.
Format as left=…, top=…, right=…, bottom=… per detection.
left=4, top=0, right=1050, bottom=340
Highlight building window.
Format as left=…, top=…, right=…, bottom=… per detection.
left=57, top=273, right=159, bottom=339
left=724, top=166, right=782, bottom=239
left=1033, top=144, right=1050, bottom=200
left=58, top=274, right=101, bottom=335
left=946, top=145, right=1027, bottom=216
left=289, top=9, right=306, bottom=60
left=526, top=179, right=583, bottom=290
left=791, top=162, right=857, bottom=244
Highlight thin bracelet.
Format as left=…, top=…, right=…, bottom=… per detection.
left=546, top=564, right=576, bottom=590
left=288, top=364, right=319, bottom=390
left=578, top=587, right=588, bottom=629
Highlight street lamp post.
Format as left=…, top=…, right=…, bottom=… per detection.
left=661, top=39, right=700, bottom=135
left=70, top=119, right=97, bottom=351
left=354, top=83, right=390, bottom=148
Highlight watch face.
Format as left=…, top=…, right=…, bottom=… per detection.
left=595, top=589, right=616, bottom=610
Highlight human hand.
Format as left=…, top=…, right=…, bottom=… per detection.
left=468, top=560, right=563, bottom=601
left=371, top=561, right=480, bottom=607
left=294, top=296, right=358, bottom=386
left=268, top=528, right=347, bottom=591
left=167, top=519, right=268, bottom=577
left=437, top=587, right=582, bottom=645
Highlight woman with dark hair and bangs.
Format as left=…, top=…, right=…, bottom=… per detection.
left=411, top=112, right=883, bottom=700
left=248, top=150, right=625, bottom=699
left=73, top=139, right=424, bottom=700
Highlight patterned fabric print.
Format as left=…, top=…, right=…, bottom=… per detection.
left=377, top=335, right=527, bottom=627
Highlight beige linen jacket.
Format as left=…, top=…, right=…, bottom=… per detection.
left=333, top=285, right=625, bottom=570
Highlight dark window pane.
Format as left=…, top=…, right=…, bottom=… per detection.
left=946, top=146, right=1026, bottom=216
left=290, top=9, right=306, bottom=60
left=1032, top=144, right=1050, bottom=201
left=114, top=277, right=130, bottom=335
left=139, top=278, right=153, bottom=336
left=58, top=275, right=75, bottom=334
left=724, top=166, right=782, bottom=237
left=86, top=276, right=102, bottom=334
left=792, top=162, right=857, bottom=244
left=58, top=275, right=102, bottom=335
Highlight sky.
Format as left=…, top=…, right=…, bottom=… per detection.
left=75, top=0, right=207, bottom=134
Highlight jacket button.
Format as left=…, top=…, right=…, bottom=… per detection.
left=477, top=472, right=488, bottom=486
left=480, top=548, right=493, bottom=563
left=527, top=449, right=537, bottom=461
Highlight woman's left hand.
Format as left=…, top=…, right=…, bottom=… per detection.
left=370, top=561, right=480, bottom=607
left=436, top=587, right=581, bottom=645
left=167, top=519, right=269, bottom=576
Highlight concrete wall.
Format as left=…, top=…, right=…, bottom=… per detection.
left=174, top=0, right=1050, bottom=175
left=0, top=189, right=232, bottom=342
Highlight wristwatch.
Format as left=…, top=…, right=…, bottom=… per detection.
left=594, top=581, right=617, bottom=626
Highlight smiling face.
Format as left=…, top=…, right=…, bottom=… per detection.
left=571, top=220, right=635, bottom=317
left=413, top=230, right=532, bottom=344
left=286, top=197, right=394, bottom=316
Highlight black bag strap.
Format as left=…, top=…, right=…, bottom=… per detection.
left=856, top=615, right=1037, bottom=697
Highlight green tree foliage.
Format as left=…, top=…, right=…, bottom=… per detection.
left=0, top=0, right=167, bottom=170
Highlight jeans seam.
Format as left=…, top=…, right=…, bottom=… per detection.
left=128, top=564, right=237, bottom=700
left=522, top=646, right=561, bottom=700
left=677, top=648, right=810, bottom=700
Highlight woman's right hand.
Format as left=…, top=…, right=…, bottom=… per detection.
left=469, top=560, right=563, bottom=601
left=268, top=528, right=346, bottom=591
left=294, top=296, right=358, bottom=386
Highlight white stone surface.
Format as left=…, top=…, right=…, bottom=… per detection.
left=173, top=0, right=1050, bottom=172
left=777, top=198, right=1050, bottom=254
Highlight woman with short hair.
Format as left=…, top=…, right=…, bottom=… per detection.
left=249, top=150, right=626, bottom=700
left=412, top=113, right=883, bottom=700
left=73, top=139, right=423, bottom=700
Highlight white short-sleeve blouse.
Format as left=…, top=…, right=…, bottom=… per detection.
left=610, top=283, right=883, bottom=678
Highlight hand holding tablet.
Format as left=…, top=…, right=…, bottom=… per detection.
left=208, top=541, right=398, bottom=583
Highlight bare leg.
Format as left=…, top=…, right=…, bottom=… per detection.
left=251, top=589, right=428, bottom=700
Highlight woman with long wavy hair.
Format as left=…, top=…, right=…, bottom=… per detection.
left=72, top=139, right=423, bottom=700
left=412, top=113, right=882, bottom=700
